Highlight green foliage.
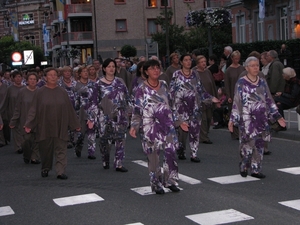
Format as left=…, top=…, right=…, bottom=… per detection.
left=120, top=45, right=137, bottom=58
left=0, top=36, right=46, bottom=68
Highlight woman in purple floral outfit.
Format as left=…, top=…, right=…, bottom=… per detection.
left=130, top=60, right=180, bottom=195
left=229, top=57, right=286, bottom=179
left=169, top=54, right=219, bottom=162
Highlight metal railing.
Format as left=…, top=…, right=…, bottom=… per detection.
left=62, top=31, right=93, bottom=42
left=66, top=4, right=92, bottom=14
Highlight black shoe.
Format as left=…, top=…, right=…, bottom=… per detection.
left=190, top=157, right=201, bottom=163
left=251, top=173, right=266, bottom=179
left=24, top=158, right=30, bottom=164
left=57, top=174, right=68, bottom=180
left=155, top=188, right=165, bottom=195
left=240, top=171, right=248, bottom=177
left=67, top=143, right=73, bottom=149
left=88, top=155, right=96, bottom=160
left=116, top=166, right=128, bottom=172
left=178, top=154, right=186, bottom=160
left=168, top=185, right=180, bottom=192
left=41, top=170, right=48, bottom=178
left=273, top=124, right=287, bottom=132
left=103, top=162, right=110, bottom=169
left=202, top=140, right=213, bottom=144
left=31, top=160, right=41, bottom=164
left=17, top=149, right=23, bottom=154
left=239, top=162, right=248, bottom=177
left=75, top=150, right=81, bottom=157
left=264, top=151, right=272, bottom=155
left=0, top=143, right=5, bottom=148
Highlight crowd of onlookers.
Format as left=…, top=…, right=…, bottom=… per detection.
left=0, top=44, right=299, bottom=193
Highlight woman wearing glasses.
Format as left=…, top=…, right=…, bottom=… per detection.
left=228, top=57, right=285, bottom=179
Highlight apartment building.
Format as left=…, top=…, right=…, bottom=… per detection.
left=227, top=0, right=300, bottom=43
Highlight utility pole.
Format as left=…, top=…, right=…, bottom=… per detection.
left=206, top=0, right=213, bottom=56
left=164, top=0, right=170, bottom=67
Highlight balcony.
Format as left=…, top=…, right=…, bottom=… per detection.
left=61, top=31, right=93, bottom=45
left=66, top=4, right=92, bottom=17
left=52, top=36, right=62, bottom=49
left=50, top=11, right=64, bottom=24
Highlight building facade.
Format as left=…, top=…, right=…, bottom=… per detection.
left=227, top=0, right=300, bottom=43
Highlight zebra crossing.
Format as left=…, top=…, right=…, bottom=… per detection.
left=1, top=159, right=300, bottom=225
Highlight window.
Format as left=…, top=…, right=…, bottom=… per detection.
left=25, top=34, right=35, bottom=45
left=147, top=19, right=157, bottom=35
left=237, top=14, right=245, bottom=43
left=147, top=0, right=157, bottom=7
left=161, top=0, right=170, bottom=7
left=256, top=12, right=264, bottom=41
left=115, top=0, right=125, bottom=4
left=116, top=19, right=127, bottom=32
left=4, top=16, right=9, bottom=28
left=279, top=6, right=288, bottom=41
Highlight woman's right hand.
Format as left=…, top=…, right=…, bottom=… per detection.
left=87, top=120, right=94, bottom=129
left=228, top=121, right=233, bottom=133
left=129, top=127, right=137, bottom=138
left=180, top=122, right=189, bottom=132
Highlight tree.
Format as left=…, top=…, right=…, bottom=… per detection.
left=0, top=36, right=46, bottom=68
left=120, top=45, right=137, bottom=58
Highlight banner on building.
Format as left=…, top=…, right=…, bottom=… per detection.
left=11, top=12, right=19, bottom=42
left=56, top=0, right=65, bottom=22
left=43, top=23, right=50, bottom=56
left=259, top=0, right=265, bottom=19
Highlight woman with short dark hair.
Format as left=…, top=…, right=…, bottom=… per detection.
left=130, top=59, right=180, bottom=194
left=24, top=68, right=81, bottom=179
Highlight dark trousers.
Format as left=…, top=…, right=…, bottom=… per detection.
left=39, top=138, right=67, bottom=175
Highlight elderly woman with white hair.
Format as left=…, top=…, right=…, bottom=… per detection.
left=228, top=56, right=285, bottom=179
left=274, top=67, right=300, bottom=129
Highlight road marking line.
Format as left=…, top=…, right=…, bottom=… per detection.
left=279, top=199, right=300, bottom=211
left=277, top=167, right=300, bottom=175
left=208, top=174, right=259, bottom=184
left=53, top=193, right=104, bottom=207
left=132, top=160, right=201, bottom=184
left=125, top=223, right=144, bottom=225
left=186, top=209, right=254, bottom=225
left=0, top=206, right=15, bottom=217
left=131, top=186, right=183, bottom=196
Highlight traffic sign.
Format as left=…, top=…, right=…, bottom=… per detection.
left=12, top=52, right=22, bottom=62
left=23, top=50, right=34, bottom=65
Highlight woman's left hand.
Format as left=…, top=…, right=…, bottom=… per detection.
left=277, top=117, right=286, bottom=128
left=228, top=121, right=234, bottom=133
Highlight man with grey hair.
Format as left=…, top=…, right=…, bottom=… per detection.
left=224, top=46, right=233, bottom=70
left=266, top=50, right=285, bottom=96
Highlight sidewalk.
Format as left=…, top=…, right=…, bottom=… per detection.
left=271, top=108, right=300, bottom=141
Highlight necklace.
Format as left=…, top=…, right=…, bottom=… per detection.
left=80, top=79, right=88, bottom=85
left=246, top=74, right=258, bottom=83
left=104, top=76, right=114, bottom=82
left=146, top=79, right=159, bottom=88
left=182, top=69, right=191, bottom=77
left=63, top=78, right=71, bottom=84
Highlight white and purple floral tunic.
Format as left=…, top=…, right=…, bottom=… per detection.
left=230, top=78, right=282, bottom=142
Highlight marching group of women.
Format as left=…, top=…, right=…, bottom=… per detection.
left=0, top=50, right=287, bottom=194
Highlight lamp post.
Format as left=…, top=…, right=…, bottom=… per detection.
left=164, top=0, right=170, bottom=67
left=207, top=0, right=213, bottom=56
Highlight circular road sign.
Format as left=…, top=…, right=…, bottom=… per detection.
left=12, top=52, right=22, bottom=62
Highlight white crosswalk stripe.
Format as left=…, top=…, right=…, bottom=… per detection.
left=131, top=186, right=183, bottom=196
left=186, top=209, right=254, bottom=225
left=279, top=199, right=300, bottom=211
left=132, top=160, right=201, bottom=184
left=125, top=223, right=144, bottom=225
left=53, top=193, right=104, bottom=207
left=208, top=174, right=259, bottom=184
left=0, top=206, right=15, bottom=217
left=277, top=167, right=300, bottom=175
